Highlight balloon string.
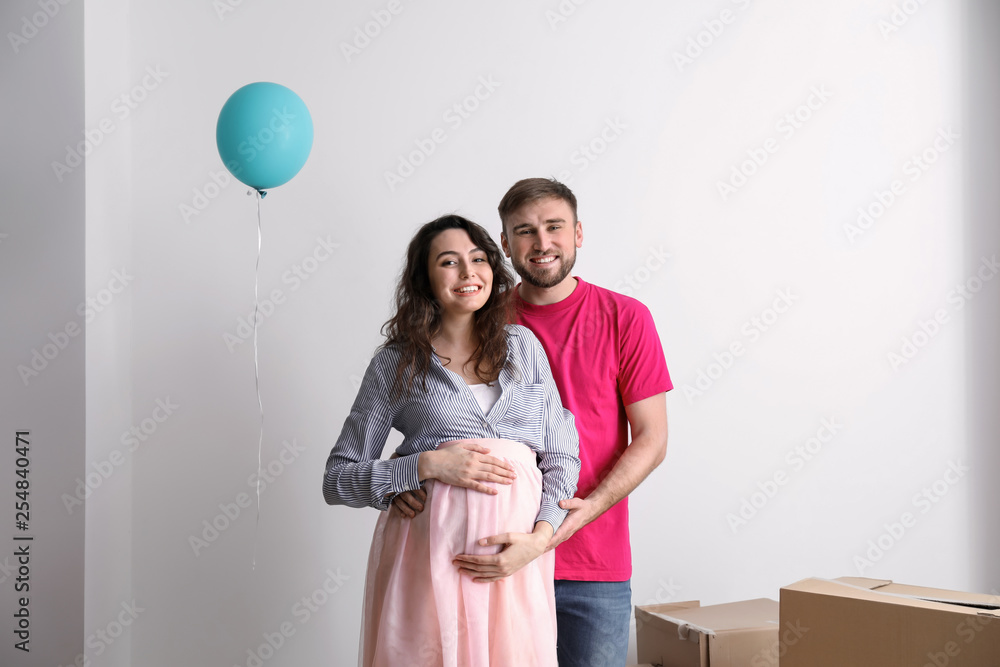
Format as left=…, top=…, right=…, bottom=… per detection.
left=252, top=188, right=264, bottom=570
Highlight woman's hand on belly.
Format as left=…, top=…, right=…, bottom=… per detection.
left=451, top=521, right=554, bottom=583
left=417, top=442, right=517, bottom=495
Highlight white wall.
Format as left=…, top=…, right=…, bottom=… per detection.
left=84, top=1, right=135, bottom=666
left=69, top=1, right=999, bottom=666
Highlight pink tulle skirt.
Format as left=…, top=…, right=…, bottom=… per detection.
left=359, top=439, right=557, bottom=667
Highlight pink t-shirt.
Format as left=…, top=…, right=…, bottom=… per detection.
left=514, top=277, right=672, bottom=581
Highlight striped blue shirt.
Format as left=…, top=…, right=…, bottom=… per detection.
left=323, top=324, right=580, bottom=530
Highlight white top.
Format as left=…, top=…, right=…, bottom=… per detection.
left=467, top=382, right=502, bottom=414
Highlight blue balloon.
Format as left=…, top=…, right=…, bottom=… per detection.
left=216, top=82, right=313, bottom=191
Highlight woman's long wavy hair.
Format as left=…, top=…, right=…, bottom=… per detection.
left=381, top=215, right=516, bottom=397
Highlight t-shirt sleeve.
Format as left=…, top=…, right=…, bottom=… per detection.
left=322, top=350, right=423, bottom=510
left=618, top=300, right=673, bottom=406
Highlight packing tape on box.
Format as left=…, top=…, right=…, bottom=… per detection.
left=648, top=611, right=717, bottom=642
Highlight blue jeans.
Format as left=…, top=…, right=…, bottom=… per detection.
left=554, top=579, right=632, bottom=667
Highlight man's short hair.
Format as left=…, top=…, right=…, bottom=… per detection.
left=498, top=178, right=578, bottom=233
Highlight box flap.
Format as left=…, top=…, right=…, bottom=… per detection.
left=637, top=601, right=702, bottom=616
left=833, top=576, right=893, bottom=590
left=876, top=582, right=1000, bottom=612
left=783, top=578, right=1000, bottom=618
left=780, top=577, right=1000, bottom=666
left=641, top=598, right=778, bottom=636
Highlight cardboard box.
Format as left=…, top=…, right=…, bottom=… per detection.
left=635, top=598, right=779, bottom=667
left=780, top=577, right=1000, bottom=666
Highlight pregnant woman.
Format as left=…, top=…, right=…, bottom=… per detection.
left=323, top=214, right=580, bottom=667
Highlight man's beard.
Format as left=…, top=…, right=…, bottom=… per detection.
left=511, top=249, right=577, bottom=289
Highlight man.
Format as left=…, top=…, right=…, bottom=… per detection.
left=395, top=178, right=671, bottom=666
left=497, top=178, right=671, bottom=666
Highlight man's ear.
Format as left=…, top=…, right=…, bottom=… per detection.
left=500, top=231, right=511, bottom=257
left=575, top=220, right=584, bottom=248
